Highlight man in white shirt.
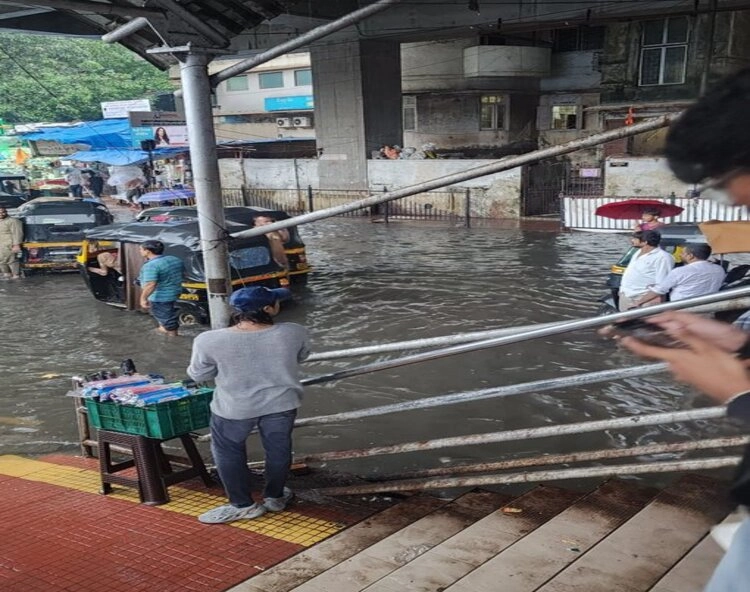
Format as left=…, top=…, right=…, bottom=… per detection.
left=632, top=243, right=725, bottom=307
left=618, top=230, right=675, bottom=311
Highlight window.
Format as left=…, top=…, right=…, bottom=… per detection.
left=403, top=96, right=417, bottom=131
left=552, top=105, right=578, bottom=130
left=226, top=76, right=249, bottom=91
left=259, top=71, right=284, bottom=89
left=552, top=26, right=606, bottom=52
left=294, top=69, right=312, bottom=86
left=480, top=95, right=505, bottom=130
left=639, top=17, right=689, bottom=86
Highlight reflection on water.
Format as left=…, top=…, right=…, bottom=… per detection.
left=0, top=219, right=740, bottom=484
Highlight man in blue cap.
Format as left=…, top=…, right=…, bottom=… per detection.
left=188, top=286, right=309, bottom=524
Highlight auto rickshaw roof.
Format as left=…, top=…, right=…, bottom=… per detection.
left=83, top=219, right=261, bottom=251
left=17, top=197, right=111, bottom=214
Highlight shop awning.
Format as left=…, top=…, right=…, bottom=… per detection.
left=20, top=118, right=132, bottom=149
left=66, top=147, right=187, bottom=166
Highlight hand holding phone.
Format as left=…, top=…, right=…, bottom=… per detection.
left=607, top=318, right=687, bottom=349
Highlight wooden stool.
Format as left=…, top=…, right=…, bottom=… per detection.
left=98, top=429, right=213, bottom=505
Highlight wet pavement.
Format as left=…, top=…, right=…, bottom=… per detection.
left=0, top=212, right=736, bottom=483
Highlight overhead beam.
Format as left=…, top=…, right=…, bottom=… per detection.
left=5, top=0, right=164, bottom=18
left=208, top=0, right=402, bottom=87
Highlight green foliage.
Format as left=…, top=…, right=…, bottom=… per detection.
left=0, top=33, right=174, bottom=123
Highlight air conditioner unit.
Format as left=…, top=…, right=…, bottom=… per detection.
left=293, top=116, right=312, bottom=128
left=276, top=117, right=292, bottom=128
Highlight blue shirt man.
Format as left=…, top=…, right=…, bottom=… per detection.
left=138, top=240, right=184, bottom=335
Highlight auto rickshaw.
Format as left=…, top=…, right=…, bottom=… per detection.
left=78, top=219, right=291, bottom=326
left=16, top=197, right=114, bottom=272
left=135, top=205, right=311, bottom=285
left=598, top=222, right=750, bottom=314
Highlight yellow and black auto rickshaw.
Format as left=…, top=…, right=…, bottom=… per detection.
left=135, top=205, right=311, bottom=285
left=16, top=197, right=114, bottom=272
left=78, top=219, right=291, bottom=326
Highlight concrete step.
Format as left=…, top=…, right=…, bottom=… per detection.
left=649, top=513, right=738, bottom=592
left=287, top=489, right=513, bottom=592
left=442, top=479, right=658, bottom=592
left=226, top=493, right=448, bottom=592
left=532, top=474, right=733, bottom=592
left=360, top=484, right=586, bottom=592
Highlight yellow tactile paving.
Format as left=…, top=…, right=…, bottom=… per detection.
left=0, top=455, right=341, bottom=546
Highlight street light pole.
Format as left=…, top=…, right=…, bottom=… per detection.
left=178, top=51, right=231, bottom=328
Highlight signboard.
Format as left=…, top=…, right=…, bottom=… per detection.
left=31, top=140, right=90, bottom=157
left=129, top=111, right=188, bottom=148
left=264, top=95, right=314, bottom=112
left=101, top=99, right=152, bottom=119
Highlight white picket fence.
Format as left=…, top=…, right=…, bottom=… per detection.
left=562, top=197, right=750, bottom=231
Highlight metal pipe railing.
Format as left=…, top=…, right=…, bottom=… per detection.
left=297, top=407, right=728, bottom=463
left=311, top=457, right=742, bottom=495
left=301, top=287, right=750, bottom=386
left=295, top=363, right=667, bottom=427
left=376, top=436, right=750, bottom=482
left=306, top=297, right=750, bottom=362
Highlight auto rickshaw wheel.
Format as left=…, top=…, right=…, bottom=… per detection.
left=178, top=311, right=200, bottom=326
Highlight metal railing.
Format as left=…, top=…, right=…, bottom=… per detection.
left=72, top=280, right=750, bottom=493
left=221, top=186, right=471, bottom=223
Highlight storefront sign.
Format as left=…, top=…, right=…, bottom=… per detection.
left=101, top=99, right=152, bottom=119
left=129, top=111, right=189, bottom=148
left=264, top=95, right=314, bottom=112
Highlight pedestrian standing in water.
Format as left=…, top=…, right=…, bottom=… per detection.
left=188, top=286, right=309, bottom=524
left=0, top=207, right=23, bottom=279
left=138, top=240, right=184, bottom=336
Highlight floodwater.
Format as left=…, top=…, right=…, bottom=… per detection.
left=0, top=216, right=739, bottom=486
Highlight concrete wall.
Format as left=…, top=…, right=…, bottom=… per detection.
left=402, top=39, right=474, bottom=92
left=219, top=158, right=523, bottom=218
left=464, top=46, right=551, bottom=78
left=403, top=92, right=537, bottom=150
left=603, top=157, right=691, bottom=197
left=540, top=51, right=602, bottom=92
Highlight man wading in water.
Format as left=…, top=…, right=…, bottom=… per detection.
left=188, top=286, right=309, bottom=524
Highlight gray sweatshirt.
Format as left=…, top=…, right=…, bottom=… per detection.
left=187, top=323, right=310, bottom=420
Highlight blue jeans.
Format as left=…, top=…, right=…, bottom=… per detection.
left=150, top=300, right=178, bottom=331
left=210, top=409, right=297, bottom=507
left=705, top=517, right=750, bottom=592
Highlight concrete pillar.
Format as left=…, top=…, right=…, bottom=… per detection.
left=311, top=40, right=402, bottom=190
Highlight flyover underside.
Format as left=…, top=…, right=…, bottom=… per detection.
left=0, top=0, right=748, bottom=63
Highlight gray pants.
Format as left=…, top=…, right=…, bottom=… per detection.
left=0, top=244, right=19, bottom=276
left=618, top=292, right=660, bottom=312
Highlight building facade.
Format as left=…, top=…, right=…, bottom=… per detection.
left=172, top=53, right=315, bottom=144
left=399, top=10, right=750, bottom=168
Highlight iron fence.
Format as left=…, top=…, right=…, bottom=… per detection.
left=220, top=186, right=471, bottom=222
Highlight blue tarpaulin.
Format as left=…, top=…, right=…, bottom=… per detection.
left=66, top=147, right=186, bottom=166
left=21, top=118, right=132, bottom=148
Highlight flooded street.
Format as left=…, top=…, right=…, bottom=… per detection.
left=0, top=218, right=732, bottom=482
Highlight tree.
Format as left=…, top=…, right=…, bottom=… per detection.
left=0, top=33, right=174, bottom=123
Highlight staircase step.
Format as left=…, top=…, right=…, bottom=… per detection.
left=649, top=514, right=739, bottom=592
left=443, top=479, right=658, bottom=592
left=361, top=484, right=586, bottom=592
left=288, top=490, right=512, bottom=592
left=226, top=494, right=447, bottom=592
left=533, top=475, right=733, bottom=592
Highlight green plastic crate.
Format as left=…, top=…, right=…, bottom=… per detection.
left=85, top=389, right=213, bottom=439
